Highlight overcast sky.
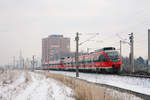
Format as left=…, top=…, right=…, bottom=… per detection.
left=0, top=0, right=150, bottom=65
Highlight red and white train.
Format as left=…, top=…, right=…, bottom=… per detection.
left=42, top=47, right=122, bottom=73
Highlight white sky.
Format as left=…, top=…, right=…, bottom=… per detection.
left=0, top=0, right=150, bottom=65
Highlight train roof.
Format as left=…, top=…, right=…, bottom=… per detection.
left=94, top=47, right=115, bottom=52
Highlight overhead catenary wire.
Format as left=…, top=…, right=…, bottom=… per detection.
left=79, top=33, right=99, bottom=46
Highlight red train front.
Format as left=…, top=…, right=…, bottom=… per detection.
left=91, top=47, right=121, bottom=73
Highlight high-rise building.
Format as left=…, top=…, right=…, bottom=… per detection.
left=42, top=35, right=70, bottom=63
left=19, top=50, right=24, bottom=68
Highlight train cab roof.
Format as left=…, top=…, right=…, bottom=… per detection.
left=94, top=47, right=115, bottom=52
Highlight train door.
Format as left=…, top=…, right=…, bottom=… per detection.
left=93, top=55, right=99, bottom=68
left=99, top=55, right=109, bottom=67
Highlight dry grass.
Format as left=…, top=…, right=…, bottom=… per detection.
left=0, top=70, right=18, bottom=85
left=36, top=71, right=116, bottom=100
left=24, top=71, right=31, bottom=83
left=0, top=69, right=30, bottom=85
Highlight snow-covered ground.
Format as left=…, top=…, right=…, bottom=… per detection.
left=48, top=70, right=150, bottom=96
left=0, top=70, right=75, bottom=100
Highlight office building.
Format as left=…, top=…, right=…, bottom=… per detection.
left=42, top=35, right=70, bottom=63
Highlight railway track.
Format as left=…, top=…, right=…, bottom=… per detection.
left=118, top=71, right=150, bottom=78
left=119, top=73, right=150, bottom=78
left=73, top=74, right=150, bottom=100
left=73, top=70, right=150, bottom=78
left=37, top=68, right=150, bottom=78
left=94, top=82, right=150, bottom=100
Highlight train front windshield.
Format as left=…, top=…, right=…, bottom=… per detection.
left=106, top=51, right=120, bottom=62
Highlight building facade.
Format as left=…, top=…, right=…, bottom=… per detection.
left=42, top=35, right=70, bottom=63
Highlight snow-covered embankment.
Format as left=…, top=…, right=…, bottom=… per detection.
left=0, top=70, right=75, bottom=100
left=38, top=71, right=143, bottom=100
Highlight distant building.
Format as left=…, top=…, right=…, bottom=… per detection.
left=19, top=50, right=24, bottom=68
left=42, top=35, right=70, bottom=63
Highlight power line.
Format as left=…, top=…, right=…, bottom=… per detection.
left=79, top=33, right=99, bottom=46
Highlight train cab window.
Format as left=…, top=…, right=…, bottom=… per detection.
left=99, top=55, right=108, bottom=62
left=106, top=51, right=120, bottom=62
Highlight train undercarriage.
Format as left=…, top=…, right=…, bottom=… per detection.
left=44, top=66, right=121, bottom=74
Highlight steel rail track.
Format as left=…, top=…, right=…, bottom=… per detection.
left=119, top=73, right=150, bottom=78
left=36, top=68, right=150, bottom=78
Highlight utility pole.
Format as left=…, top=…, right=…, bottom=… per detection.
left=75, top=32, right=79, bottom=77
left=148, top=29, right=150, bottom=73
left=120, top=40, right=122, bottom=58
left=120, top=40, right=122, bottom=71
left=87, top=48, right=90, bottom=54
left=129, top=33, right=134, bottom=73
left=74, top=32, right=99, bottom=77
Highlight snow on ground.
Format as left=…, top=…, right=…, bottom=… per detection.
left=0, top=70, right=28, bottom=100
left=103, top=86, right=142, bottom=100
left=0, top=70, right=75, bottom=100
left=48, top=70, right=150, bottom=96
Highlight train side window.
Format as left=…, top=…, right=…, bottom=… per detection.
left=73, top=62, right=75, bottom=65
left=80, top=60, right=81, bottom=64
left=82, top=60, right=85, bottom=64
left=80, top=61, right=82, bottom=64
left=79, top=61, right=82, bottom=65
left=85, top=58, right=88, bottom=64
left=88, top=59, right=91, bottom=63
left=93, top=56, right=99, bottom=62
left=93, top=56, right=97, bottom=62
